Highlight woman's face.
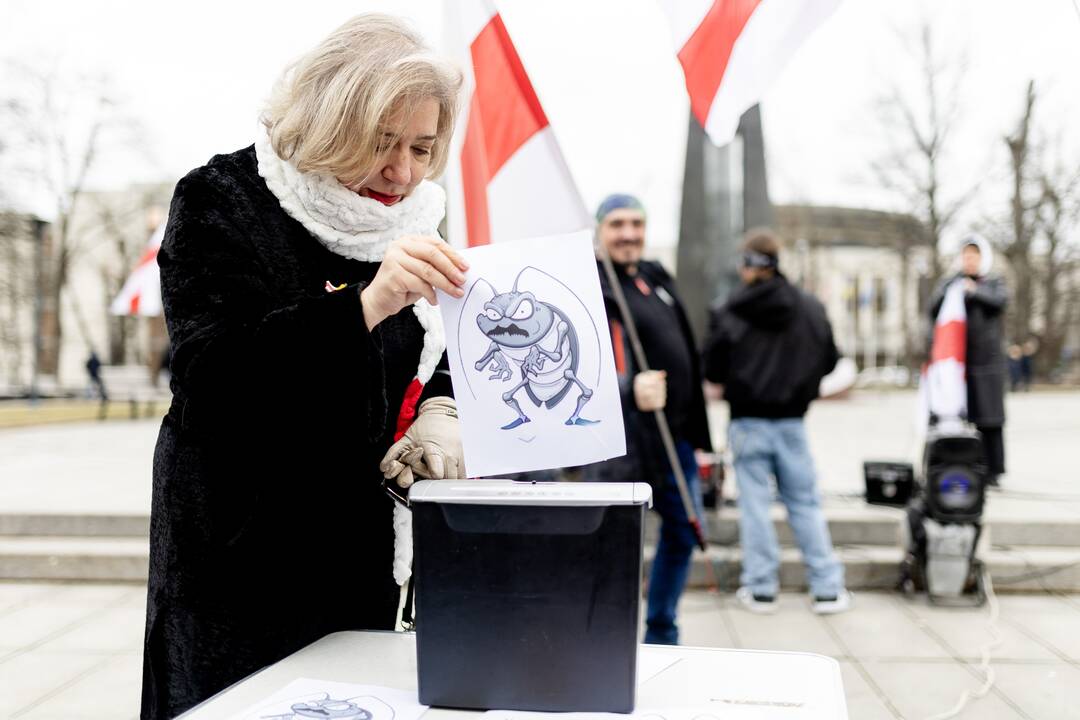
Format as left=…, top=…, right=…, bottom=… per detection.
left=344, top=97, right=440, bottom=206
left=961, top=245, right=982, bottom=276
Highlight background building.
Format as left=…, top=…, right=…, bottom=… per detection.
left=775, top=204, right=932, bottom=374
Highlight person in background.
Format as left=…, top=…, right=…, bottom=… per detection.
left=1020, top=338, right=1038, bottom=392
left=929, top=235, right=1008, bottom=487
left=703, top=228, right=850, bottom=615
left=583, top=193, right=713, bottom=645
left=1007, top=344, right=1023, bottom=392
left=85, top=351, right=108, bottom=402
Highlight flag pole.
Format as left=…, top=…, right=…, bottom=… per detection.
left=596, top=242, right=708, bottom=552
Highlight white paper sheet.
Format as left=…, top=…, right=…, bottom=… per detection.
left=437, top=231, right=626, bottom=477
left=226, top=678, right=427, bottom=720
left=637, top=647, right=682, bottom=686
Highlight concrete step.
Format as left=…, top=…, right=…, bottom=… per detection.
left=650, top=543, right=1080, bottom=593
left=646, top=505, right=1080, bottom=548
left=0, top=536, right=148, bottom=582
left=0, top=513, right=150, bottom=537
left=646, top=506, right=906, bottom=547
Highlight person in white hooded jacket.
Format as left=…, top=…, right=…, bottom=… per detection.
left=928, top=234, right=1009, bottom=485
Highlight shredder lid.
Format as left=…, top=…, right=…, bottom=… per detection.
left=409, top=479, right=652, bottom=507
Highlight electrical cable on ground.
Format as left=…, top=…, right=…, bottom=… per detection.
left=922, top=567, right=1003, bottom=720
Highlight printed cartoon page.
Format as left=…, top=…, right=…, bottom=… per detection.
left=437, top=230, right=626, bottom=477
left=226, top=678, right=427, bottom=720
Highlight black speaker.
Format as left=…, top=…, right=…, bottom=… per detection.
left=922, top=425, right=986, bottom=523
left=864, top=461, right=915, bottom=507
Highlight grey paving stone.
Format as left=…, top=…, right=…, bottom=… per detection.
left=18, top=583, right=134, bottom=609
left=837, top=661, right=898, bottom=720
left=672, top=590, right=738, bottom=649
left=0, top=582, right=52, bottom=614
left=1003, top=611, right=1080, bottom=662
left=864, top=659, right=1028, bottom=719
left=36, top=604, right=145, bottom=653
left=723, top=594, right=846, bottom=657
left=986, top=662, right=1080, bottom=720
left=0, top=649, right=112, bottom=718
left=16, top=651, right=142, bottom=720
left=818, top=594, right=951, bottom=660
left=0, top=602, right=101, bottom=653
left=0, top=420, right=156, bottom=515
left=896, top=595, right=1063, bottom=663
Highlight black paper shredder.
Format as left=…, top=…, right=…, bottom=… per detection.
left=410, top=479, right=652, bottom=713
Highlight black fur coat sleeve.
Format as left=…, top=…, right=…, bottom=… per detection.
left=142, top=148, right=424, bottom=720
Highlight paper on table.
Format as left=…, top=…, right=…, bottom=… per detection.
left=637, top=646, right=682, bottom=685
left=477, top=650, right=680, bottom=720
left=437, top=230, right=626, bottom=478
left=483, top=709, right=723, bottom=720
left=225, top=678, right=427, bottom=720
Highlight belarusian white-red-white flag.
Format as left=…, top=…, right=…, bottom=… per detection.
left=924, top=281, right=968, bottom=421
left=110, top=223, right=164, bottom=317
left=661, top=0, right=841, bottom=146
left=445, top=0, right=589, bottom=248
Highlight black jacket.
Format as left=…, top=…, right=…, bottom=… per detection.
left=929, top=274, right=1007, bottom=427
left=584, top=260, right=712, bottom=484
left=141, top=146, right=448, bottom=719
left=704, top=274, right=838, bottom=419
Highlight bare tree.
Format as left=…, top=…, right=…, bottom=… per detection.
left=999, top=81, right=1042, bottom=346
left=1034, top=159, right=1080, bottom=378
left=871, top=20, right=974, bottom=291
left=980, top=81, right=1080, bottom=380
left=3, top=59, right=140, bottom=382
left=868, top=19, right=987, bottom=372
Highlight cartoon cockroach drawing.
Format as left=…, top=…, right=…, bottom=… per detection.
left=471, top=267, right=600, bottom=430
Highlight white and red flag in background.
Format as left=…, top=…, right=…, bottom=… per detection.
left=923, top=281, right=968, bottom=422
left=109, top=222, right=164, bottom=317
left=445, top=0, right=589, bottom=248
left=660, top=0, right=841, bottom=147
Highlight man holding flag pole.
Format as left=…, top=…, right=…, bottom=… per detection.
left=585, top=194, right=714, bottom=645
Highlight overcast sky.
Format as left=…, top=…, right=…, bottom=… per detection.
left=2, top=0, right=1079, bottom=252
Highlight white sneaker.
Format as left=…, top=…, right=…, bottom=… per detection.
left=735, top=586, right=779, bottom=614
left=811, top=590, right=853, bottom=615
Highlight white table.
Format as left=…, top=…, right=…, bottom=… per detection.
left=180, top=631, right=848, bottom=719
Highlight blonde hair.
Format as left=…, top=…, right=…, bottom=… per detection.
left=262, top=14, right=462, bottom=187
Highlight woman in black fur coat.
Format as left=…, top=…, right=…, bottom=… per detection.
left=141, top=15, right=467, bottom=719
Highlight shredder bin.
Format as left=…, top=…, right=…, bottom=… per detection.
left=409, top=479, right=652, bottom=713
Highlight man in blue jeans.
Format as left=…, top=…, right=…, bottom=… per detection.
left=584, top=194, right=712, bottom=644
left=704, top=228, right=851, bottom=615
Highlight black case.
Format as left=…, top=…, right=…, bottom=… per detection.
left=410, top=480, right=650, bottom=713
left=863, top=461, right=915, bottom=507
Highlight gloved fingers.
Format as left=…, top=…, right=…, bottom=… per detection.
left=396, top=463, right=415, bottom=489
left=426, top=450, right=446, bottom=479
left=445, top=455, right=463, bottom=480
left=414, top=441, right=445, bottom=479
left=380, top=438, right=413, bottom=476
left=403, top=447, right=431, bottom=478
left=382, top=458, right=406, bottom=481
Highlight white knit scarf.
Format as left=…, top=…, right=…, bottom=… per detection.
left=257, top=137, right=446, bottom=586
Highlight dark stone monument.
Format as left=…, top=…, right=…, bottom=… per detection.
left=676, top=104, right=772, bottom=343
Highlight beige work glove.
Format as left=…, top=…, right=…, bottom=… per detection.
left=379, top=397, right=466, bottom=488
left=633, top=370, right=667, bottom=412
